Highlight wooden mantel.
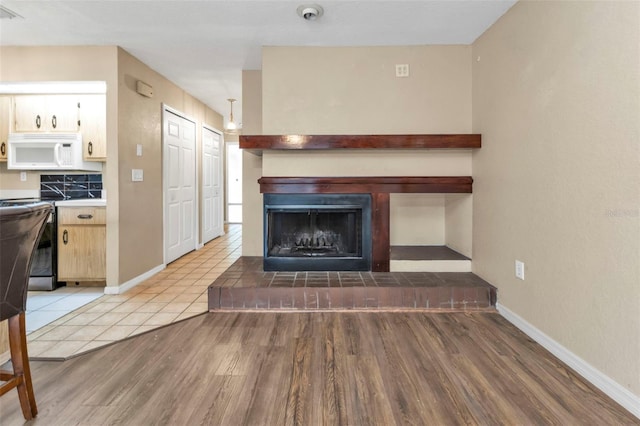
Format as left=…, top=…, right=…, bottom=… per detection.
left=258, top=176, right=473, bottom=194
left=259, top=176, right=473, bottom=272
left=240, top=134, right=480, bottom=154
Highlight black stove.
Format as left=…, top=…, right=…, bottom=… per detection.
left=0, top=198, right=58, bottom=290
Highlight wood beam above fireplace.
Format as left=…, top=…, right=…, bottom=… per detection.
left=240, top=134, right=480, bottom=154
left=259, top=176, right=473, bottom=272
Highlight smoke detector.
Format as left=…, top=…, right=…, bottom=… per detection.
left=297, top=4, right=323, bottom=21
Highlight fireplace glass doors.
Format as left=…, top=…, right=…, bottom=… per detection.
left=264, top=194, right=372, bottom=271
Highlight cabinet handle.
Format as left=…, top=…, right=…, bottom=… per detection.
left=36, top=115, right=41, bottom=129
left=88, top=141, right=93, bottom=156
left=77, top=214, right=93, bottom=220
left=52, top=115, right=57, bottom=129
left=0, top=142, right=5, bottom=156
left=63, top=229, right=69, bottom=245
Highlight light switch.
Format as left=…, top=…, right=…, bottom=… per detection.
left=136, top=144, right=143, bottom=157
left=132, top=169, right=144, bottom=182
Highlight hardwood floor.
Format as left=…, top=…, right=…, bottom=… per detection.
left=1, top=311, right=636, bottom=425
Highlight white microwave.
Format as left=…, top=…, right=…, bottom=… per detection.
left=7, top=133, right=102, bottom=171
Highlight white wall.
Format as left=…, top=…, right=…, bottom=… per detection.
left=472, top=0, right=640, bottom=398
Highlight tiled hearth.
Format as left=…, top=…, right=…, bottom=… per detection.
left=208, top=257, right=496, bottom=311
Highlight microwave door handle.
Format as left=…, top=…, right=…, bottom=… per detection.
left=54, top=143, right=63, bottom=166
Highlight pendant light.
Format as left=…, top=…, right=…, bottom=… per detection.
left=225, top=98, right=238, bottom=133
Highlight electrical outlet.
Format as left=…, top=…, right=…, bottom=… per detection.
left=131, top=169, right=144, bottom=182
left=395, top=64, right=409, bottom=77
left=20, top=171, right=27, bottom=182
left=515, top=260, right=525, bottom=280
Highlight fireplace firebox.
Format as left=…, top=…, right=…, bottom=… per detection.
left=264, top=194, right=372, bottom=271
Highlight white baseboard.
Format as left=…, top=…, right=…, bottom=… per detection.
left=103, top=264, right=166, bottom=295
left=390, top=259, right=472, bottom=272
left=497, top=303, right=640, bottom=419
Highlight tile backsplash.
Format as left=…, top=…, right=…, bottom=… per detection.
left=40, top=174, right=103, bottom=201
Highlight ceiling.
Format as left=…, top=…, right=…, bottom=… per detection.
left=0, top=1, right=517, bottom=127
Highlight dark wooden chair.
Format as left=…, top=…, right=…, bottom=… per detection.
left=0, top=202, right=52, bottom=420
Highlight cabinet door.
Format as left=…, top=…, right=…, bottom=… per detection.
left=58, top=226, right=106, bottom=281
left=0, top=96, right=10, bottom=161
left=46, top=95, right=80, bottom=132
left=14, top=95, right=79, bottom=132
left=78, top=95, right=107, bottom=160
left=14, top=96, right=46, bottom=132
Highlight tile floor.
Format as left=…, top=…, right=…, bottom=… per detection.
left=24, top=224, right=241, bottom=360
left=26, top=287, right=104, bottom=333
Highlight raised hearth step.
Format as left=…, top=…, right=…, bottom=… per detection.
left=208, top=257, right=496, bottom=312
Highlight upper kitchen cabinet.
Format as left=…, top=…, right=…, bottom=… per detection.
left=0, top=96, right=10, bottom=161
left=78, top=94, right=106, bottom=161
left=14, top=95, right=80, bottom=132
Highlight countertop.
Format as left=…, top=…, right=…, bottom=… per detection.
left=55, top=199, right=107, bottom=207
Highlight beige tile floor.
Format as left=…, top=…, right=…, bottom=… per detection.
left=27, top=224, right=242, bottom=360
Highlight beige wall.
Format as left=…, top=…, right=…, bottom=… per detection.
left=472, top=0, right=640, bottom=396
left=241, top=70, right=264, bottom=256
left=390, top=194, right=445, bottom=246
left=262, top=46, right=471, bottom=134
left=247, top=46, right=474, bottom=255
left=0, top=46, right=223, bottom=288
left=116, top=48, right=223, bottom=284
left=445, top=194, right=473, bottom=257
left=0, top=46, right=119, bottom=194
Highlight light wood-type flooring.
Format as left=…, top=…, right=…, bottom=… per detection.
left=1, top=311, right=636, bottom=425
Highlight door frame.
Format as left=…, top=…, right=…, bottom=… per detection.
left=201, top=123, right=224, bottom=244
left=162, top=104, right=199, bottom=264
left=225, top=141, right=242, bottom=223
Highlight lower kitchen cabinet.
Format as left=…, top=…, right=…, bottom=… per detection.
left=57, top=206, right=106, bottom=283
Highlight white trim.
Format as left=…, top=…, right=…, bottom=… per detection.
left=497, top=303, right=640, bottom=419
left=161, top=104, right=198, bottom=265
left=201, top=124, right=225, bottom=243
left=0, top=81, right=107, bottom=94
left=390, top=259, right=472, bottom=272
left=103, top=264, right=165, bottom=295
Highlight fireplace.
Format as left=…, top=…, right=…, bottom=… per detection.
left=263, top=193, right=372, bottom=271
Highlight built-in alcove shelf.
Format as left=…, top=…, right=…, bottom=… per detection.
left=240, top=134, right=481, bottom=155
left=390, top=246, right=472, bottom=273
left=259, top=176, right=473, bottom=272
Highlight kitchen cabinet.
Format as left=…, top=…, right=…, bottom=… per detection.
left=14, top=95, right=80, bottom=132
left=57, top=206, right=106, bottom=283
left=0, top=96, right=9, bottom=161
left=78, top=94, right=107, bottom=161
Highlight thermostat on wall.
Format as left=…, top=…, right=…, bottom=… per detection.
left=136, top=80, right=153, bottom=98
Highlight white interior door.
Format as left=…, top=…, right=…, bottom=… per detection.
left=164, top=108, right=196, bottom=263
left=202, top=126, right=223, bottom=243
left=226, top=142, right=242, bottom=223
